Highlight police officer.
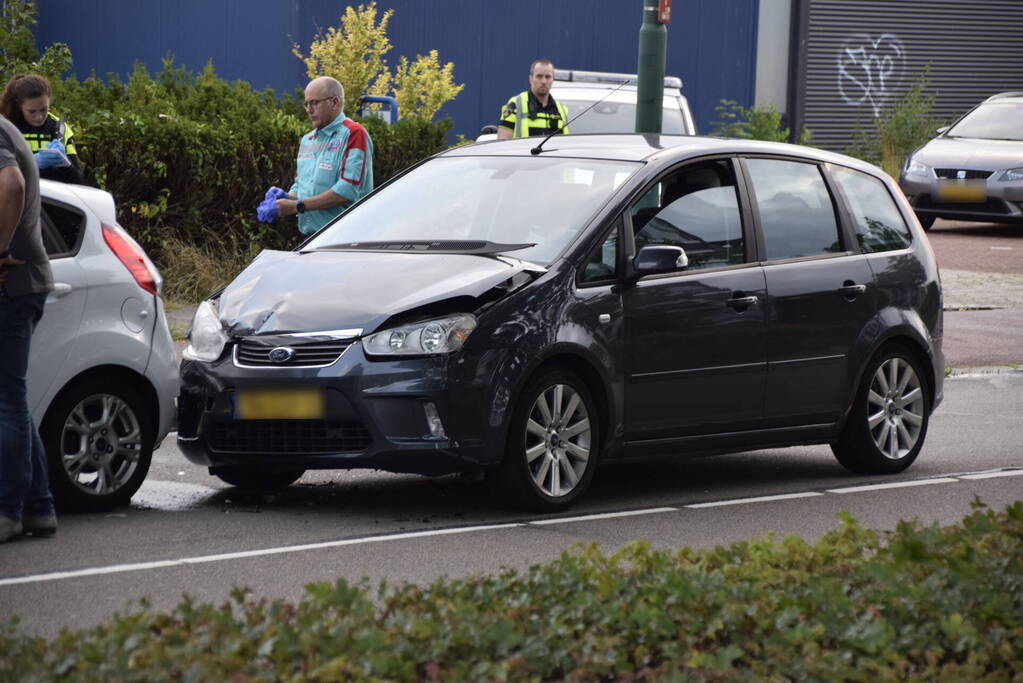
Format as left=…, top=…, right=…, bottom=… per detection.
left=0, top=74, right=84, bottom=185
left=497, top=59, right=570, bottom=139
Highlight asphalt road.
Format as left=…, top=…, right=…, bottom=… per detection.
left=2, top=219, right=1019, bottom=639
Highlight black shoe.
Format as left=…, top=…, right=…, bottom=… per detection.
left=0, top=516, right=22, bottom=543
left=22, top=512, right=57, bottom=537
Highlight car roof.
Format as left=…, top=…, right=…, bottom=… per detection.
left=452, top=133, right=881, bottom=171
left=983, top=91, right=1023, bottom=103
left=40, top=179, right=117, bottom=225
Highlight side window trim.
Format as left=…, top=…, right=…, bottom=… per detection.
left=818, top=162, right=864, bottom=255
left=577, top=214, right=624, bottom=288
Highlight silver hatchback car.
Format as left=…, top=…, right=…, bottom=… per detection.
left=27, top=180, right=179, bottom=511
left=899, top=92, right=1023, bottom=230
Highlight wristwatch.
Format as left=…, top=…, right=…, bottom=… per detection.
left=296, top=199, right=307, bottom=214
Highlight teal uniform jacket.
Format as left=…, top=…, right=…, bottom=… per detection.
left=289, top=114, right=373, bottom=235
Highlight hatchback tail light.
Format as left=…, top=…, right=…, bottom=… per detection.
left=101, top=223, right=162, bottom=296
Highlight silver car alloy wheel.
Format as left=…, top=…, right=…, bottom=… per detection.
left=523, top=383, right=591, bottom=498
left=867, top=357, right=925, bottom=460
left=61, top=393, right=144, bottom=496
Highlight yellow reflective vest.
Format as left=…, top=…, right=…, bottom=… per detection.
left=499, top=91, right=569, bottom=138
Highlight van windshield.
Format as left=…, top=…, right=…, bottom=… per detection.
left=307, top=156, right=640, bottom=264
left=561, top=100, right=687, bottom=134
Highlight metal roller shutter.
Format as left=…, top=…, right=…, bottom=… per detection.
left=792, top=0, right=1023, bottom=152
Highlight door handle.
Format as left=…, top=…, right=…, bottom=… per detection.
left=838, top=282, right=866, bottom=300
left=48, top=282, right=73, bottom=300
left=726, top=294, right=758, bottom=310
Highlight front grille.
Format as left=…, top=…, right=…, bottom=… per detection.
left=208, top=419, right=372, bottom=453
left=934, top=168, right=993, bottom=180
left=234, top=338, right=353, bottom=368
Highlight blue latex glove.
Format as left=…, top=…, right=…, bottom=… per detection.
left=35, top=149, right=65, bottom=169
left=47, top=139, right=67, bottom=155
left=264, top=186, right=288, bottom=201
left=256, top=196, right=279, bottom=223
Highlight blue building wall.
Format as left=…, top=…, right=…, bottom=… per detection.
left=35, top=0, right=758, bottom=138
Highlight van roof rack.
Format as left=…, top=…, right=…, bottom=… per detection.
left=554, top=69, right=683, bottom=90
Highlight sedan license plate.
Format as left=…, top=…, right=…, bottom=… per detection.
left=936, top=180, right=987, bottom=202
left=235, top=388, right=325, bottom=420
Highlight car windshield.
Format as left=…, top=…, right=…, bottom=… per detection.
left=945, top=101, right=1023, bottom=141
left=306, top=155, right=640, bottom=264
left=561, top=99, right=687, bottom=134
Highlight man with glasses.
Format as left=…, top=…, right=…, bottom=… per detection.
left=270, top=76, right=374, bottom=235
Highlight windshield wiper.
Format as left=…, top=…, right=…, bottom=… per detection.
left=306, top=240, right=536, bottom=255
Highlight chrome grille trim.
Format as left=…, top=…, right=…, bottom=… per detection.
left=233, top=337, right=355, bottom=369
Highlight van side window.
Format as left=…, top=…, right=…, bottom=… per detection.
left=830, top=166, right=912, bottom=252
left=745, top=158, right=842, bottom=260
left=630, top=159, right=745, bottom=271
left=580, top=221, right=620, bottom=285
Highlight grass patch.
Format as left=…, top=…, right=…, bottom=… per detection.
left=157, top=237, right=263, bottom=305
left=2, top=501, right=1021, bottom=680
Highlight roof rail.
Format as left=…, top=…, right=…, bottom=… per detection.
left=984, top=91, right=1023, bottom=101
left=554, top=69, right=683, bottom=90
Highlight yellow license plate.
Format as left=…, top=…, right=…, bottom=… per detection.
left=235, top=388, right=325, bottom=420
left=937, top=180, right=986, bottom=202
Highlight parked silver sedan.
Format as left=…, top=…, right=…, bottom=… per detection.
left=899, top=92, right=1023, bottom=230
left=27, top=180, right=179, bottom=511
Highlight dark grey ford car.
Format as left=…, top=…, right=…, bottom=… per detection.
left=178, top=134, right=943, bottom=511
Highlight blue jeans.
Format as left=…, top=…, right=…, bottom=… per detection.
left=0, top=291, right=53, bottom=521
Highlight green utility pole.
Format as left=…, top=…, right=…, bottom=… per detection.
left=635, top=0, right=669, bottom=133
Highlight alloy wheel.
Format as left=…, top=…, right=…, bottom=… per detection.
left=60, top=393, right=144, bottom=496
left=866, top=357, right=925, bottom=460
left=523, top=383, right=592, bottom=498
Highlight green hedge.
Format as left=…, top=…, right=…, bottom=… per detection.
left=51, top=60, right=451, bottom=255
left=2, top=502, right=1020, bottom=680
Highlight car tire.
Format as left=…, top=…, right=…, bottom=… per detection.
left=917, top=214, right=936, bottom=231
left=832, top=346, right=931, bottom=475
left=494, top=369, right=599, bottom=512
left=41, top=378, right=154, bottom=512
left=211, top=466, right=305, bottom=491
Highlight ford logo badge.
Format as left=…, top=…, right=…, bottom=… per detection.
left=268, top=347, right=295, bottom=363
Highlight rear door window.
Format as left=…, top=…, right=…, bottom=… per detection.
left=744, top=158, right=842, bottom=260
left=41, top=201, right=86, bottom=258
left=830, top=165, right=912, bottom=252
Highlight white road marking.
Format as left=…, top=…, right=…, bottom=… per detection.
left=1, top=472, right=1014, bottom=587
left=826, top=478, right=959, bottom=493
left=530, top=507, right=678, bottom=525
left=685, top=492, right=823, bottom=508
left=959, top=469, right=1023, bottom=480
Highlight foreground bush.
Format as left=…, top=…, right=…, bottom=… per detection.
left=2, top=502, right=1020, bottom=681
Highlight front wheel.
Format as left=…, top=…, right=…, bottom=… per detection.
left=494, top=369, right=599, bottom=512
left=832, top=347, right=931, bottom=474
left=916, top=214, right=936, bottom=231
left=42, top=378, right=154, bottom=511
left=211, top=466, right=305, bottom=491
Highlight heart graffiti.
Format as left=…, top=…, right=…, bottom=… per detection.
left=837, top=33, right=906, bottom=117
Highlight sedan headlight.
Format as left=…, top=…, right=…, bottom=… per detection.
left=183, top=300, right=229, bottom=362
left=363, top=314, right=477, bottom=357
left=1001, top=167, right=1023, bottom=182
left=903, top=158, right=930, bottom=176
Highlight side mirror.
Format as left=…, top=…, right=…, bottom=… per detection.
left=936, top=125, right=949, bottom=136
left=633, top=245, right=688, bottom=277
left=479, top=125, right=498, bottom=135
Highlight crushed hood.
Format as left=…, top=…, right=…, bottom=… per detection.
left=217, top=249, right=536, bottom=336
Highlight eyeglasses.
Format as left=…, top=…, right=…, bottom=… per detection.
left=303, top=96, right=335, bottom=109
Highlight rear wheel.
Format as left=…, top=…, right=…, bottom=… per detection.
left=494, top=369, right=599, bottom=512
left=211, top=466, right=304, bottom=491
left=42, top=378, right=154, bottom=511
left=832, top=347, right=931, bottom=474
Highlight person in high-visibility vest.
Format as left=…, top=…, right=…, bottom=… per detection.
left=1, top=74, right=84, bottom=185
left=497, top=59, right=570, bottom=139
